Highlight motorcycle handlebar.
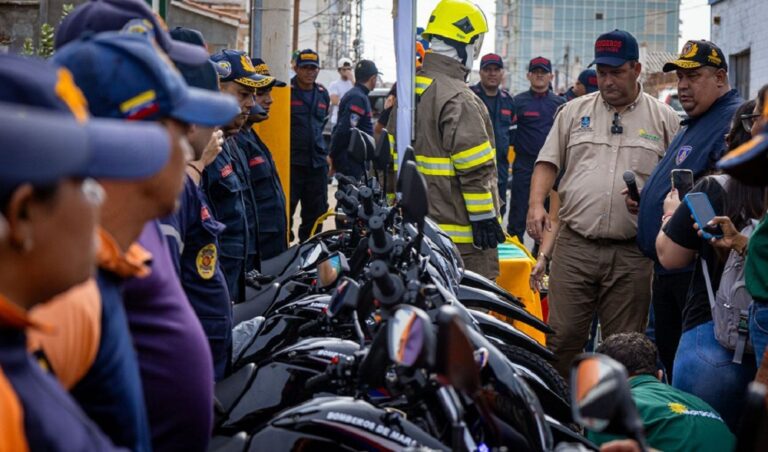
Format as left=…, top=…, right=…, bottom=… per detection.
left=359, top=187, right=374, bottom=216
left=334, top=191, right=357, bottom=211
left=370, top=260, right=396, bottom=297
left=368, top=216, right=388, bottom=250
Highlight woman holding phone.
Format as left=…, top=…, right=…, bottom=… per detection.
left=655, top=99, right=766, bottom=431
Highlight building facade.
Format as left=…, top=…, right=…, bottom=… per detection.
left=710, top=0, right=768, bottom=100
left=495, top=0, right=681, bottom=94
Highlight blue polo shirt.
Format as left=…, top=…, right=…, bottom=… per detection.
left=636, top=89, right=742, bottom=272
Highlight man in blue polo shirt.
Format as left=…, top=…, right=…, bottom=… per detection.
left=509, top=56, right=565, bottom=240
left=631, top=40, right=741, bottom=376
left=330, top=59, right=380, bottom=180
left=470, top=53, right=515, bottom=213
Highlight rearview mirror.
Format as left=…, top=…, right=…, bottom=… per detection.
left=398, top=160, right=429, bottom=227
left=348, top=128, right=368, bottom=164
left=373, top=129, right=391, bottom=171
left=571, top=354, right=647, bottom=449
left=435, top=306, right=481, bottom=394
left=300, top=242, right=327, bottom=270
left=387, top=305, right=435, bottom=368
left=316, top=252, right=349, bottom=289
left=327, top=277, right=359, bottom=318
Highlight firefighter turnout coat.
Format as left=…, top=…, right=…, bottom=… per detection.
left=393, top=52, right=502, bottom=278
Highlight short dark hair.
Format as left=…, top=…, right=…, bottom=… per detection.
left=595, top=332, right=658, bottom=376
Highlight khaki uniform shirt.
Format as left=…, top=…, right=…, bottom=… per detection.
left=537, top=90, right=680, bottom=240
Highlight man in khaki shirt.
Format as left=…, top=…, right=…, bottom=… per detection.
left=527, top=30, right=680, bottom=376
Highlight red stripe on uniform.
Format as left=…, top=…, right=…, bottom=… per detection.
left=220, top=164, right=233, bottom=178
left=249, top=156, right=265, bottom=167
left=349, top=104, right=365, bottom=115
left=501, top=109, right=511, bottom=116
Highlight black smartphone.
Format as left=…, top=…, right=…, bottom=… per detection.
left=671, top=169, right=694, bottom=198
left=683, top=192, right=723, bottom=240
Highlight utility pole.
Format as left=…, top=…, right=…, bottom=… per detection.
left=254, top=0, right=293, bottom=215
left=292, top=0, right=300, bottom=52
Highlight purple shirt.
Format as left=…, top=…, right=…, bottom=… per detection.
left=123, top=221, right=213, bottom=451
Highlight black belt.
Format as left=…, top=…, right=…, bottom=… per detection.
left=564, top=225, right=636, bottom=246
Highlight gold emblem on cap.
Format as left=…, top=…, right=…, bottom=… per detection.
left=707, top=48, right=722, bottom=66
left=681, top=41, right=698, bottom=59
left=240, top=54, right=256, bottom=73
left=55, top=68, right=89, bottom=123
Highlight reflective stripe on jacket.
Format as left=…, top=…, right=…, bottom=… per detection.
left=402, top=52, right=501, bottom=244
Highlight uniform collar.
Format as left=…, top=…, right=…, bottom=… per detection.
left=529, top=88, right=548, bottom=98
left=601, top=83, right=644, bottom=113
left=683, top=89, right=740, bottom=126
left=421, top=52, right=468, bottom=81
left=355, top=82, right=371, bottom=95
left=628, top=374, right=660, bottom=388
left=290, top=76, right=317, bottom=91
left=97, top=227, right=152, bottom=279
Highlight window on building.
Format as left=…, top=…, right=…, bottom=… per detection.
left=730, top=49, right=750, bottom=99
left=596, top=12, right=603, bottom=20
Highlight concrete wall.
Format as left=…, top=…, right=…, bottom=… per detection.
left=711, top=0, right=768, bottom=99
left=0, top=0, right=42, bottom=53
left=166, top=3, right=239, bottom=52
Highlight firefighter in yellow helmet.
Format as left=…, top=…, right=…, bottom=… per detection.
left=390, top=0, right=504, bottom=279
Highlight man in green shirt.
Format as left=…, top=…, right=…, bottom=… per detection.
left=588, top=333, right=735, bottom=451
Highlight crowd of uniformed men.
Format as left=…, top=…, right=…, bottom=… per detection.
left=3, top=0, right=768, bottom=450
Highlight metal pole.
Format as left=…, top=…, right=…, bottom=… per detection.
left=250, top=0, right=263, bottom=57
left=292, top=0, right=300, bottom=52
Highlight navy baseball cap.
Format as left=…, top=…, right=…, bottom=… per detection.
left=589, top=29, right=639, bottom=67
left=251, top=57, right=286, bottom=88
left=210, top=50, right=270, bottom=89
left=663, top=40, right=728, bottom=72
left=528, top=56, right=552, bottom=73
left=354, top=60, right=381, bottom=82
left=0, top=54, right=171, bottom=182
left=577, top=69, right=598, bottom=93
left=53, top=32, right=239, bottom=126
left=480, top=53, right=503, bottom=69
left=168, top=26, right=218, bottom=92
left=55, top=0, right=209, bottom=66
left=296, top=49, right=320, bottom=68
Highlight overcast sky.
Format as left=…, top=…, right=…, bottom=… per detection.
left=361, top=0, right=711, bottom=83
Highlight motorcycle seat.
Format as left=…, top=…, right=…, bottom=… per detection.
left=215, top=363, right=257, bottom=415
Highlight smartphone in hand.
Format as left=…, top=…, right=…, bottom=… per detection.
left=683, top=192, right=723, bottom=240
left=671, top=169, right=694, bottom=198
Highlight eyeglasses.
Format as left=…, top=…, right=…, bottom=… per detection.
left=740, top=113, right=760, bottom=132
left=611, top=112, right=623, bottom=134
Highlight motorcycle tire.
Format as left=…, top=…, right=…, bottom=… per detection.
left=495, top=342, right=569, bottom=402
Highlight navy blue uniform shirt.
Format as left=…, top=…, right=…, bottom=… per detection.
left=330, top=83, right=373, bottom=178
left=69, top=268, right=151, bottom=451
left=202, top=138, right=260, bottom=302
left=470, top=83, right=514, bottom=187
left=160, top=176, right=232, bottom=380
left=290, top=77, right=331, bottom=168
left=234, top=128, right=288, bottom=260
left=510, top=89, right=566, bottom=167
left=0, top=327, right=124, bottom=451
left=636, top=89, right=742, bottom=271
